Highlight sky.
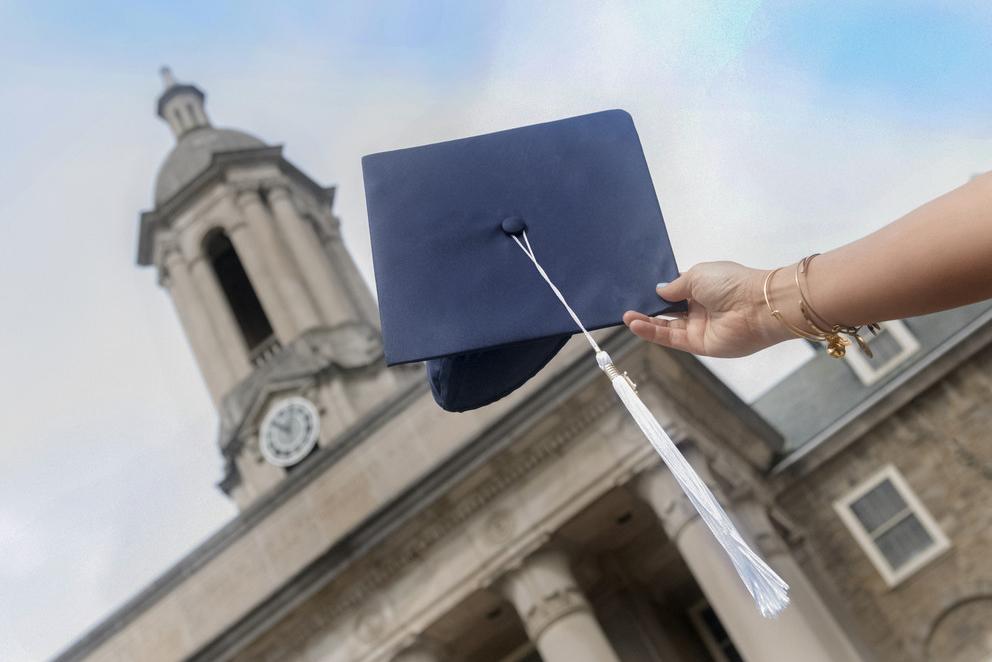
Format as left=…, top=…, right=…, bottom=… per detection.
left=1, top=1, right=990, bottom=659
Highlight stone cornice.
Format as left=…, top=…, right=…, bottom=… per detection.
left=136, top=146, right=336, bottom=266
left=322, top=392, right=619, bottom=624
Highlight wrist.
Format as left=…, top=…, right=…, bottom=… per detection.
left=747, top=264, right=804, bottom=347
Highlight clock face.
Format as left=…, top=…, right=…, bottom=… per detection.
left=259, top=397, right=320, bottom=467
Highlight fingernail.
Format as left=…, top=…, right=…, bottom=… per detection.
left=656, top=282, right=668, bottom=292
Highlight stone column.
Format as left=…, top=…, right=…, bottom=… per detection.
left=266, top=183, right=356, bottom=327
left=161, top=248, right=232, bottom=404
left=634, top=449, right=856, bottom=662
left=188, top=257, right=251, bottom=384
left=500, top=549, right=620, bottom=662
left=231, top=188, right=320, bottom=339
left=320, top=212, right=381, bottom=329
left=735, top=502, right=865, bottom=662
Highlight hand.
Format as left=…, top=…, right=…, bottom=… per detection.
left=622, top=261, right=794, bottom=357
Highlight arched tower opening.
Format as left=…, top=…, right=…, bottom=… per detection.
left=203, top=229, right=274, bottom=352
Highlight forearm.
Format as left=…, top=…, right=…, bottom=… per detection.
left=765, top=172, right=992, bottom=335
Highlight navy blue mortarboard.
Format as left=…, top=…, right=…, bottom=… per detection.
left=362, top=109, right=684, bottom=412
left=361, top=110, right=793, bottom=615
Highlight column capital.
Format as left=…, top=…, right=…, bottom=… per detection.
left=633, top=443, right=724, bottom=541
left=231, top=184, right=263, bottom=208
left=158, top=242, right=185, bottom=287
left=733, top=500, right=793, bottom=559
left=261, top=178, right=293, bottom=201
left=499, top=548, right=590, bottom=641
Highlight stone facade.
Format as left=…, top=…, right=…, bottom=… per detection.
left=774, top=341, right=992, bottom=662
left=54, top=73, right=992, bottom=662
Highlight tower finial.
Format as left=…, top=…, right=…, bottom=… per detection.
left=156, top=69, right=209, bottom=139
left=160, top=66, right=177, bottom=90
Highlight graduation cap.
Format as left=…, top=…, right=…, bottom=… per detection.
left=362, top=110, right=789, bottom=616
left=363, top=109, right=684, bottom=411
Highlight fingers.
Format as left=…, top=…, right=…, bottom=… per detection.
left=622, top=311, right=693, bottom=352
left=622, top=310, right=685, bottom=328
left=657, top=271, right=691, bottom=302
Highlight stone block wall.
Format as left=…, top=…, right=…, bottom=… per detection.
left=776, top=344, right=992, bottom=661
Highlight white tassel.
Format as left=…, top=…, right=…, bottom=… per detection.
left=597, top=350, right=790, bottom=617
left=509, top=230, right=789, bottom=616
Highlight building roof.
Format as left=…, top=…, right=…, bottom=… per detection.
left=754, top=300, right=992, bottom=454
left=154, top=126, right=266, bottom=205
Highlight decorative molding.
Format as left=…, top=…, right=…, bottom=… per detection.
left=218, top=323, right=385, bottom=456
left=353, top=594, right=392, bottom=644
left=481, top=508, right=517, bottom=546
left=326, top=394, right=617, bottom=623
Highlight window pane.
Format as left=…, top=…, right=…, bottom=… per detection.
left=875, top=514, right=935, bottom=570
left=850, top=479, right=906, bottom=533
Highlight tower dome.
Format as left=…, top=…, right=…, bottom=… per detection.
left=153, top=68, right=266, bottom=205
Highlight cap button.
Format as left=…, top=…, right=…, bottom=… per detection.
left=501, top=215, right=527, bottom=235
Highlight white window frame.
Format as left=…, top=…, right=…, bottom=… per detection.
left=688, top=599, right=739, bottom=662
left=844, top=319, right=920, bottom=385
left=834, top=465, right=950, bottom=587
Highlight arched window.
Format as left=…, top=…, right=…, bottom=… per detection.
left=204, top=230, right=274, bottom=351
left=185, top=102, right=198, bottom=126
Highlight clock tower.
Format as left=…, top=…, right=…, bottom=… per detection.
left=138, top=69, right=406, bottom=509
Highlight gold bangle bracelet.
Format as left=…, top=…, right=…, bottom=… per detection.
left=795, top=254, right=879, bottom=358
left=763, top=268, right=831, bottom=343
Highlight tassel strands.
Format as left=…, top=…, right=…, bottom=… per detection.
left=511, top=229, right=790, bottom=617
left=598, top=350, right=789, bottom=617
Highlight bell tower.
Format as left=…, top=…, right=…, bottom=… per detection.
left=137, top=69, right=402, bottom=509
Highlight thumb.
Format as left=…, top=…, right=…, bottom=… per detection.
left=657, top=272, right=691, bottom=302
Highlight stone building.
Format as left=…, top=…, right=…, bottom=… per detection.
left=56, top=72, right=992, bottom=662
